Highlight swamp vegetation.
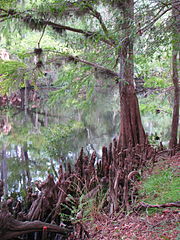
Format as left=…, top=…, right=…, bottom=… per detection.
left=0, top=0, right=179, bottom=239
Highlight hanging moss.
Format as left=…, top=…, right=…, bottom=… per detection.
left=22, top=15, right=44, bottom=31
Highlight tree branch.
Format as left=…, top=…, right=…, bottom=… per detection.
left=37, top=24, right=47, bottom=48
left=50, top=53, right=119, bottom=80
left=139, top=6, right=172, bottom=34
left=86, top=6, right=109, bottom=36
left=0, top=8, right=115, bottom=46
left=44, top=19, right=114, bottom=46
left=0, top=210, right=70, bottom=240
left=86, top=6, right=116, bottom=46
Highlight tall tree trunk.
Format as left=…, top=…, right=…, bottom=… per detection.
left=169, top=0, right=180, bottom=149
left=118, top=0, right=146, bottom=149
left=1, top=145, right=8, bottom=196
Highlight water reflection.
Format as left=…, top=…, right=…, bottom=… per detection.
left=0, top=88, right=173, bottom=194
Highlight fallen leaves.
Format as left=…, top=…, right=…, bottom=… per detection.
left=87, top=211, right=180, bottom=239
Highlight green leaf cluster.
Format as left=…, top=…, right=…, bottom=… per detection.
left=0, top=60, right=27, bottom=94
left=140, top=94, right=171, bottom=115
left=0, top=0, right=17, bottom=8
left=49, top=62, right=95, bottom=109
left=144, top=76, right=169, bottom=88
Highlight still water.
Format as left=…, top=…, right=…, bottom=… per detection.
left=0, top=88, right=173, bottom=194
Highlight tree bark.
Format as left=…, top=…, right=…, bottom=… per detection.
left=118, top=0, right=146, bottom=149
left=169, top=0, right=180, bottom=149
left=0, top=209, right=69, bottom=240
left=0, top=145, right=8, bottom=197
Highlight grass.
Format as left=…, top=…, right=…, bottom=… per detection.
left=139, top=168, right=180, bottom=206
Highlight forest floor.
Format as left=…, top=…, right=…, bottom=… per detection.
left=86, top=152, right=180, bottom=240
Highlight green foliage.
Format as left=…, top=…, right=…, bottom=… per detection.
left=139, top=169, right=180, bottom=213
left=49, top=62, right=95, bottom=109
left=144, top=76, right=169, bottom=88
left=0, top=0, right=17, bottom=8
left=60, top=193, right=94, bottom=224
left=135, top=52, right=171, bottom=88
left=0, top=0, right=178, bottom=198
left=43, top=121, right=85, bottom=160
left=60, top=184, right=108, bottom=224
left=0, top=60, right=27, bottom=94
left=140, top=94, right=172, bottom=115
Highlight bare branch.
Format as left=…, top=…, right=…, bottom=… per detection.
left=140, top=6, right=172, bottom=34
left=87, top=6, right=109, bottom=36
left=139, top=201, right=180, bottom=209
left=37, top=24, right=47, bottom=48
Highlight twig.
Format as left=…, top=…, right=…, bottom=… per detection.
left=87, top=6, right=109, bottom=37
left=139, top=201, right=180, bottom=209
left=38, top=24, right=47, bottom=48
left=140, top=7, right=172, bottom=34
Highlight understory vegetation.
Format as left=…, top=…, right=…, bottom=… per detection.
left=139, top=167, right=180, bottom=214
left=0, top=0, right=179, bottom=239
